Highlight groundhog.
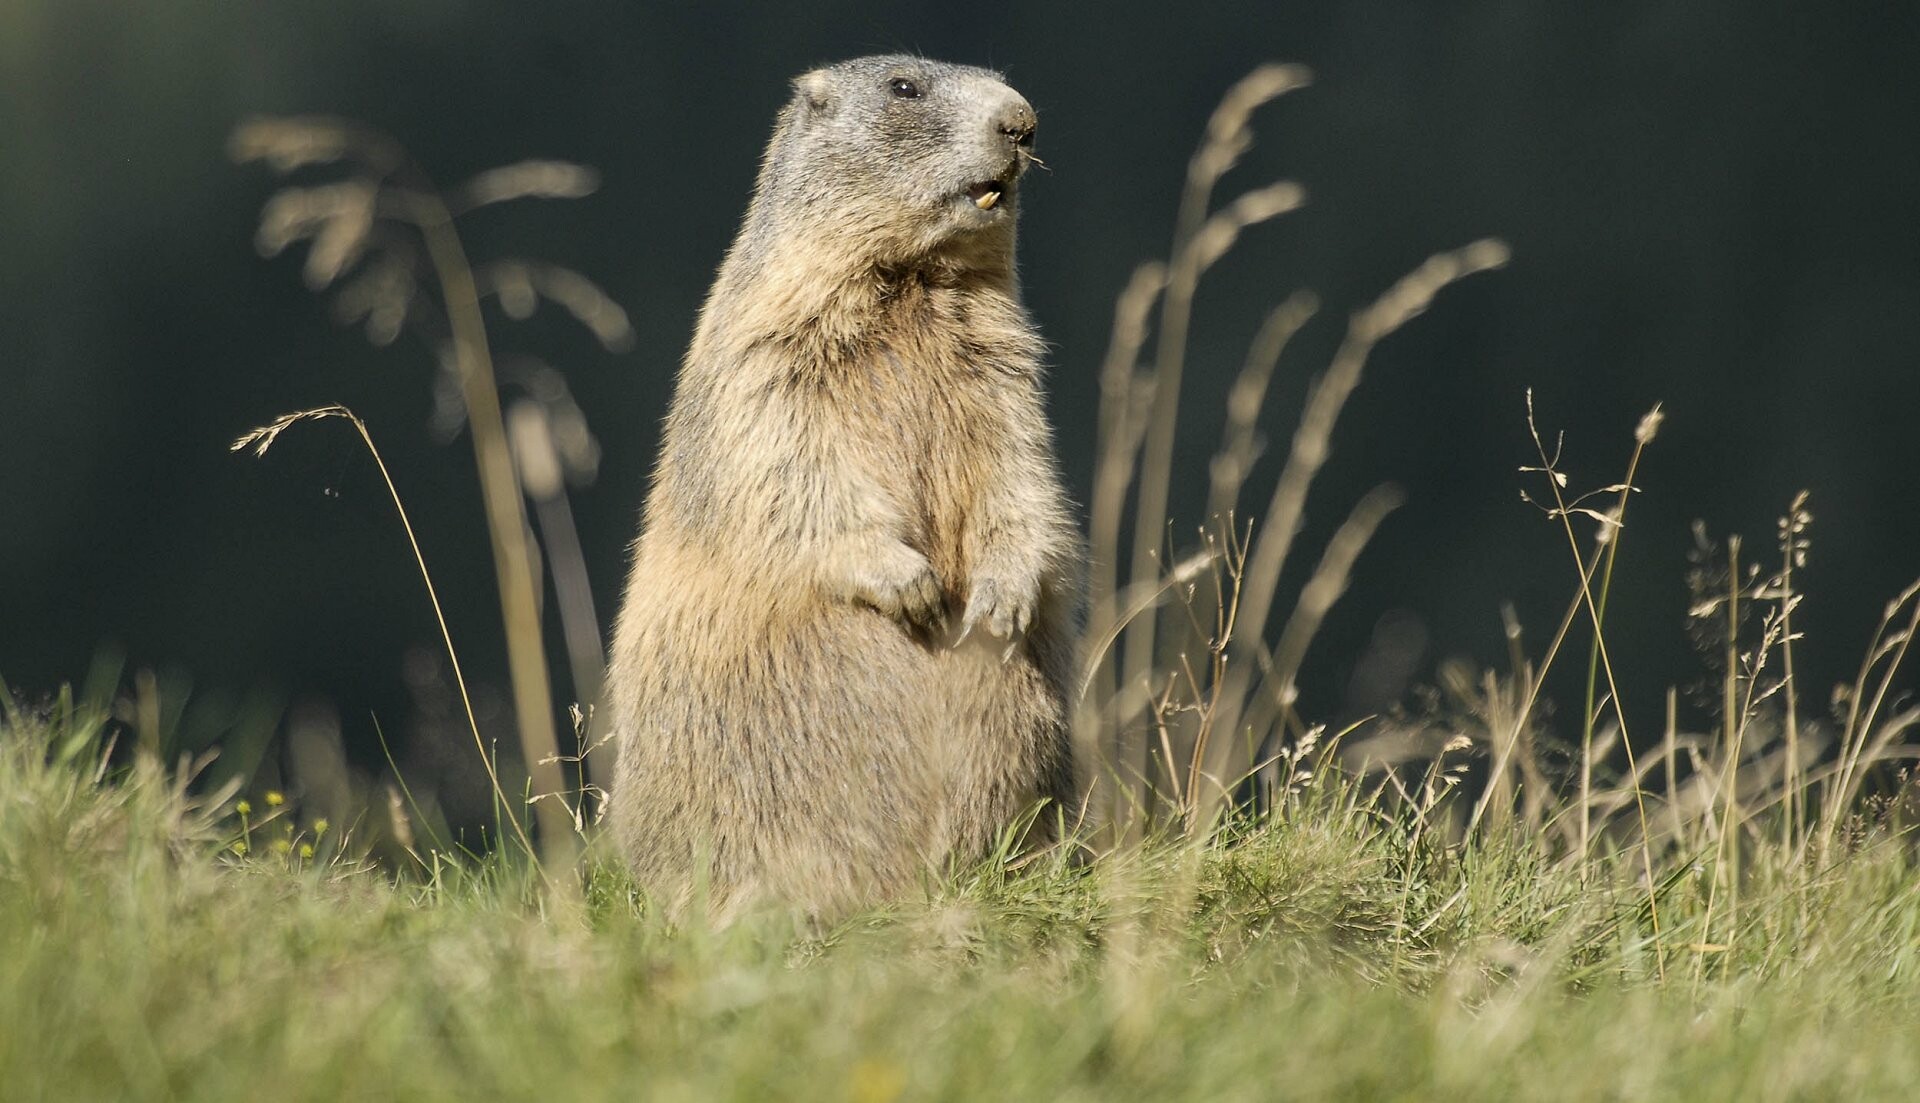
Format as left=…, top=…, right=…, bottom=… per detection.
left=605, top=55, right=1082, bottom=921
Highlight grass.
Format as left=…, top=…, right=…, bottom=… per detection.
left=3, top=699, right=1919, bottom=1101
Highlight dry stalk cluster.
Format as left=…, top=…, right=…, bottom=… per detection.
left=1079, top=63, right=1508, bottom=841
left=1353, top=394, right=1920, bottom=984
left=1076, top=71, right=1917, bottom=990
left=230, top=117, right=635, bottom=870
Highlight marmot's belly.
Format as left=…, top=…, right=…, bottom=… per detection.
left=611, top=557, right=1064, bottom=907
left=625, top=569, right=1056, bottom=763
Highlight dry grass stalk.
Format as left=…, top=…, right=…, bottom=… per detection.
left=1212, top=482, right=1406, bottom=796
left=1205, top=291, right=1321, bottom=529
left=1820, top=578, right=1920, bottom=854
left=507, top=397, right=610, bottom=810
left=1080, top=261, right=1170, bottom=834
left=1084, top=263, right=1171, bottom=672
left=1415, top=413, right=1920, bottom=990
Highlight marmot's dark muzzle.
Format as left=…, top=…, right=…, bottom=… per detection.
left=994, top=99, right=1036, bottom=149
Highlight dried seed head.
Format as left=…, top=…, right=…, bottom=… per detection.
left=301, top=183, right=376, bottom=289
left=488, top=262, right=540, bottom=320
left=333, top=257, right=416, bottom=347
left=1193, top=64, right=1314, bottom=184
left=229, top=116, right=355, bottom=172
left=1634, top=404, right=1666, bottom=444
left=253, top=181, right=376, bottom=287
left=1187, top=181, right=1307, bottom=271
left=456, top=160, right=601, bottom=210
left=1354, top=238, right=1510, bottom=343
left=507, top=399, right=565, bottom=501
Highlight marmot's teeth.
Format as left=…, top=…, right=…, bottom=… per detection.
left=974, top=190, right=1000, bottom=210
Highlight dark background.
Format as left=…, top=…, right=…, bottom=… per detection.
left=4, top=2, right=1917, bottom=791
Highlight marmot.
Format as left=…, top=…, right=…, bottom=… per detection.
left=606, top=55, right=1082, bottom=920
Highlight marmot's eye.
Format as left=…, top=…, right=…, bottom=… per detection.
left=889, top=78, right=921, bottom=99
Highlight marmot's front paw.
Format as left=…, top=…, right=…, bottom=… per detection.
left=959, top=573, right=1037, bottom=642
left=852, top=543, right=947, bottom=629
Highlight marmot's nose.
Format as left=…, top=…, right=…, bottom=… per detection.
left=995, top=98, right=1036, bottom=147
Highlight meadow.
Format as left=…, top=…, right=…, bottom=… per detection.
left=5, top=64, right=1918, bottom=1101
left=4, top=691, right=1918, bottom=1100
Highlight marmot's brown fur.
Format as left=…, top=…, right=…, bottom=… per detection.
left=606, top=55, right=1081, bottom=920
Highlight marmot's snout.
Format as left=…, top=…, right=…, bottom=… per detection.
left=967, top=93, right=1036, bottom=211
left=995, top=99, right=1036, bottom=149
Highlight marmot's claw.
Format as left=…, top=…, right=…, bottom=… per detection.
left=961, top=576, right=1036, bottom=646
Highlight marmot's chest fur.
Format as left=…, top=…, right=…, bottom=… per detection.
left=813, top=280, right=1038, bottom=587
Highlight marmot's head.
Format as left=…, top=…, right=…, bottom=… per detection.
left=757, top=55, right=1038, bottom=267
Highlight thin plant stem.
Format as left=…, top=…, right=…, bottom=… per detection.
left=1664, top=688, right=1683, bottom=846
left=1578, top=535, right=1618, bottom=862
left=1776, top=492, right=1809, bottom=853
left=231, top=406, right=539, bottom=867
left=406, top=184, right=578, bottom=869
left=1465, top=542, right=1603, bottom=839
left=1576, top=407, right=1660, bottom=867
left=1695, top=538, right=1743, bottom=993
left=1524, top=394, right=1667, bottom=983
left=372, top=712, right=449, bottom=862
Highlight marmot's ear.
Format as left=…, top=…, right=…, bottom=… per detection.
left=792, top=70, right=836, bottom=113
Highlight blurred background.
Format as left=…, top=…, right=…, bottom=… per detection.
left=3, top=1, right=1917, bottom=816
